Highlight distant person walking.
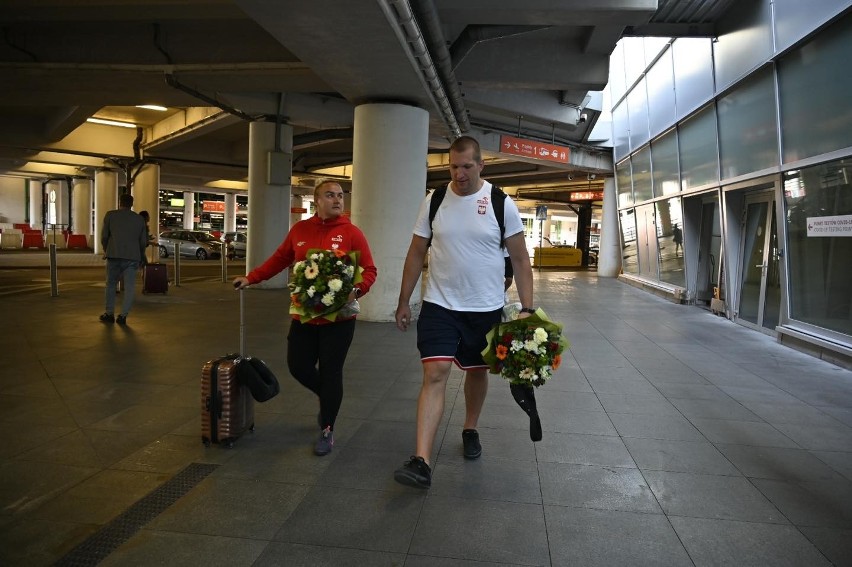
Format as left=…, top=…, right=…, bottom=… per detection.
left=672, top=223, right=683, bottom=257
left=100, top=193, right=147, bottom=325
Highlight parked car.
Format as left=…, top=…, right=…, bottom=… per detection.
left=158, top=230, right=222, bottom=260
left=220, top=231, right=247, bottom=259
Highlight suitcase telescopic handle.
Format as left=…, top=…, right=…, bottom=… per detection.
left=233, top=281, right=245, bottom=355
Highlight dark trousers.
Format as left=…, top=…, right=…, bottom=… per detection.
left=287, top=318, right=356, bottom=430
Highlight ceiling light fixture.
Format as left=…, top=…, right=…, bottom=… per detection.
left=136, top=104, right=168, bottom=111
left=86, top=117, right=137, bottom=128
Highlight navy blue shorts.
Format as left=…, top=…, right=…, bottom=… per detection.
left=416, top=301, right=502, bottom=369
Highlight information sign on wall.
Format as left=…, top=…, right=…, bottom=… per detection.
left=807, top=214, right=852, bottom=237
left=499, top=135, right=570, bottom=164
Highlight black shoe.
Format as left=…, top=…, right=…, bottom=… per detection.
left=462, top=429, right=482, bottom=459
left=394, top=456, right=431, bottom=488
left=99, top=312, right=114, bottom=323
left=116, top=315, right=127, bottom=325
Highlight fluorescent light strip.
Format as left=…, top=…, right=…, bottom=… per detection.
left=136, top=105, right=168, bottom=111
left=86, top=117, right=138, bottom=128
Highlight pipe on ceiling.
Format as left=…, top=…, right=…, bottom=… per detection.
left=380, top=0, right=461, bottom=137
left=408, top=0, right=471, bottom=134
left=164, top=73, right=256, bottom=122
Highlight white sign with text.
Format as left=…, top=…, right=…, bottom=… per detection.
left=806, top=215, right=852, bottom=237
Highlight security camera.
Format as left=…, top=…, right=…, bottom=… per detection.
left=579, top=113, right=588, bottom=124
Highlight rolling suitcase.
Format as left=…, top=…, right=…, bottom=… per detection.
left=142, top=246, right=168, bottom=294
left=142, top=263, right=168, bottom=294
left=201, top=289, right=255, bottom=447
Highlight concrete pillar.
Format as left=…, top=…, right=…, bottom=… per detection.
left=598, top=177, right=622, bottom=277
left=94, top=169, right=119, bottom=254
left=224, top=193, right=237, bottom=233
left=351, top=103, right=429, bottom=322
left=183, top=192, right=195, bottom=229
left=246, top=120, right=292, bottom=289
left=543, top=216, right=553, bottom=243
left=28, top=179, right=42, bottom=230
left=72, top=178, right=93, bottom=235
left=134, top=162, right=159, bottom=224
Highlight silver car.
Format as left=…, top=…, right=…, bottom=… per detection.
left=158, top=230, right=222, bottom=260
left=220, top=231, right=247, bottom=259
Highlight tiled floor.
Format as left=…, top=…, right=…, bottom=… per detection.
left=1, top=257, right=851, bottom=566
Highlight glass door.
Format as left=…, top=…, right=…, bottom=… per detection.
left=737, top=193, right=780, bottom=331
left=696, top=197, right=722, bottom=304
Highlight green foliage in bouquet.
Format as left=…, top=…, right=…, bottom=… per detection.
left=289, top=249, right=362, bottom=322
left=481, top=308, right=569, bottom=387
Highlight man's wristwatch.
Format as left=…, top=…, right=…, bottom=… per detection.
left=520, top=307, right=536, bottom=314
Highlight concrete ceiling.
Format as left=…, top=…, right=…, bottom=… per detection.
left=0, top=0, right=738, bottom=208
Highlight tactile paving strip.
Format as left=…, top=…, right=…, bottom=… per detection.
left=55, top=462, right=219, bottom=567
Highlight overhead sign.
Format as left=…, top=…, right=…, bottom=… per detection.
left=499, top=135, right=570, bottom=164
left=807, top=214, right=852, bottom=237
left=570, top=191, right=604, bottom=201
left=202, top=200, right=225, bottom=213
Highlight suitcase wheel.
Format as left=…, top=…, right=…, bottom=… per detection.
left=202, top=438, right=211, bottom=447
left=223, top=439, right=235, bottom=449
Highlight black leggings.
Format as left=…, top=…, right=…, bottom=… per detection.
left=287, top=318, right=356, bottom=430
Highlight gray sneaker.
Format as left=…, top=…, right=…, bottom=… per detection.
left=314, top=427, right=333, bottom=456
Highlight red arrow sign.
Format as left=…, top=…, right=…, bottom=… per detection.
left=499, top=135, right=570, bottom=164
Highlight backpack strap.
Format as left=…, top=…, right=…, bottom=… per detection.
left=427, top=184, right=507, bottom=248
left=426, top=186, right=447, bottom=248
left=491, top=185, right=507, bottom=249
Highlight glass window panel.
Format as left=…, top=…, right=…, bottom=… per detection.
left=712, top=0, right=772, bottom=93
left=679, top=104, right=718, bottom=190
left=627, top=78, right=650, bottom=151
left=784, top=158, right=852, bottom=336
left=616, top=159, right=633, bottom=208
left=609, top=41, right=628, bottom=104
left=632, top=146, right=653, bottom=203
left=622, top=37, right=647, bottom=87
left=672, top=38, right=714, bottom=119
left=619, top=208, right=638, bottom=274
left=656, top=197, right=685, bottom=287
left=612, top=101, right=630, bottom=162
left=778, top=12, right=852, bottom=163
left=651, top=130, right=680, bottom=197
left=646, top=47, right=676, bottom=138
left=774, top=0, right=849, bottom=52
left=718, top=67, right=778, bottom=180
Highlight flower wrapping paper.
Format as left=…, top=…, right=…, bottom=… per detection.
left=481, top=307, right=569, bottom=387
left=288, top=249, right=363, bottom=323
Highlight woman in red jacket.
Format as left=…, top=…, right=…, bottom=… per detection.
left=233, top=179, right=377, bottom=456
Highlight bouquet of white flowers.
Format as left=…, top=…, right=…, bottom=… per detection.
left=289, top=249, right=362, bottom=323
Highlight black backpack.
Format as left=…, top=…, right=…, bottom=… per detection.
left=427, top=184, right=507, bottom=248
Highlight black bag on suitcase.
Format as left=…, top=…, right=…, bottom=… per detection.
left=201, top=288, right=279, bottom=447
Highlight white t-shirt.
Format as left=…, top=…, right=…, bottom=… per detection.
left=413, top=181, right=524, bottom=311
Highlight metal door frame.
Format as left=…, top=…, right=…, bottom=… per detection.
left=736, top=191, right=776, bottom=331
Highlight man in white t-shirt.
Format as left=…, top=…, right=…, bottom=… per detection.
left=394, top=136, right=534, bottom=489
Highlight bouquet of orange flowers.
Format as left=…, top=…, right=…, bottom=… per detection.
left=481, top=307, right=569, bottom=442
left=289, top=249, right=362, bottom=323
left=481, top=307, right=569, bottom=387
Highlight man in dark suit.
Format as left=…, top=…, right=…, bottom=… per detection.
left=100, top=193, right=147, bottom=325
